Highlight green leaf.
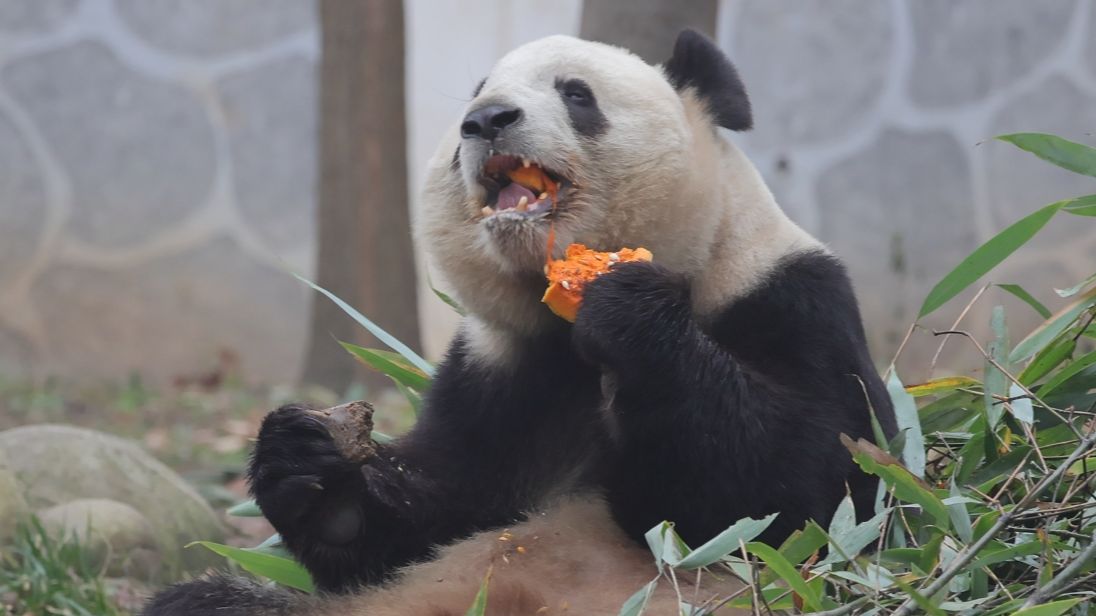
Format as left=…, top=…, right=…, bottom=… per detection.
left=293, top=272, right=434, bottom=376
left=997, top=133, right=1096, bottom=177
left=1062, top=193, right=1096, bottom=216
left=465, top=568, right=491, bottom=616
left=820, top=506, right=890, bottom=565
left=226, top=499, right=262, bottom=517
left=905, top=376, right=981, bottom=398
left=892, top=577, right=945, bottom=616
left=759, top=522, right=827, bottom=586
left=1054, top=272, right=1096, bottom=298
left=843, top=436, right=950, bottom=528
left=643, top=521, right=687, bottom=569
left=1019, top=337, right=1076, bottom=385
left=997, top=284, right=1051, bottom=318
left=947, top=482, right=973, bottom=544
left=190, top=541, right=314, bottom=592
left=394, top=380, right=422, bottom=415
left=919, top=201, right=1064, bottom=318
left=1010, top=287, right=1096, bottom=363
left=618, top=580, right=657, bottom=616
left=969, top=540, right=1043, bottom=569
left=1006, top=383, right=1033, bottom=424
left=888, top=371, right=925, bottom=477
left=746, top=541, right=823, bottom=611
left=984, top=306, right=1010, bottom=428
left=339, top=342, right=431, bottom=391
left=675, top=513, right=777, bottom=569
left=431, top=284, right=467, bottom=317
left=1008, top=599, right=1083, bottom=616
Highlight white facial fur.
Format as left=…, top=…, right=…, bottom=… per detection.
left=416, top=35, right=821, bottom=342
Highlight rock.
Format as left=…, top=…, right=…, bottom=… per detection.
left=0, top=0, right=78, bottom=35
left=0, top=425, right=225, bottom=577
left=115, top=0, right=315, bottom=57
left=219, top=56, right=318, bottom=249
left=907, top=0, right=1076, bottom=107
left=732, top=0, right=893, bottom=149
left=28, top=237, right=308, bottom=383
left=816, top=128, right=976, bottom=355
left=0, top=112, right=48, bottom=289
left=2, top=41, right=216, bottom=248
left=985, top=75, right=1096, bottom=246
left=38, top=499, right=161, bottom=579
left=0, top=450, right=30, bottom=542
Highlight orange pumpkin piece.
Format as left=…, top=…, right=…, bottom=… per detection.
left=542, top=243, right=653, bottom=322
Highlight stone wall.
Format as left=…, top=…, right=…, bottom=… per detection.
left=1, top=0, right=1093, bottom=384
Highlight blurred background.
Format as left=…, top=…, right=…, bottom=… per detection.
left=1, top=0, right=1094, bottom=390
left=1, top=1, right=1095, bottom=611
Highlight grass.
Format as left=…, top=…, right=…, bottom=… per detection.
left=0, top=518, right=126, bottom=616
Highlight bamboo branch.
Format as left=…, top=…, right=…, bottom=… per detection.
left=1021, top=530, right=1096, bottom=608
left=890, top=428, right=1096, bottom=616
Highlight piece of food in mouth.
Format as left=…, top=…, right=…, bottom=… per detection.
left=480, top=155, right=560, bottom=216
left=542, top=243, right=654, bottom=322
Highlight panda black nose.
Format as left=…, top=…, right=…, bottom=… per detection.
left=460, top=105, right=523, bottom=141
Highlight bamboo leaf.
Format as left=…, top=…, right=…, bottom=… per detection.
left=905, top=376, right=980, bottom=398
left=841, top=434, right=950, bottom=528
left=746, top=542, right=823, bottom=611
left=339, top=342, right=431, bottom=391
left=190, top=541, right=314, bottom=592
left=465, top=568, right=491, bottom=616
left=1038, top=348, right=1096, bottom=397
left=618, top=580, right=658, bottom=616
left=1009, top=600, right=1083, bottom=616
left=997, top=284, right=1051, bottom=318
left=675, top=513, right=778, bottom=569
left=294, top=272, right=434, bottom=376
left=1010, top=287, right=1096, bottom=363
left=996, top=132, right=1096, bottom=177
left=919, top=201, right=1064, bottom=318
left=889, top=371, right=925, bottom=478
left=226, top=499, right=262, bottom=517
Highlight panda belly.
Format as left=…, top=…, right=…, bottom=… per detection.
left=315, top=497, right=744, bottom=615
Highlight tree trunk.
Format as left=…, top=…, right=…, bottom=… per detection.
left=579, top=0, right=718, bottom=64
left=303, top=0, right=420, bottom=393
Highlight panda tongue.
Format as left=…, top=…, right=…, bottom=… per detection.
left=497, top=182, right=537, bottom=210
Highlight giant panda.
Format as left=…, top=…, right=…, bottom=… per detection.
left=145, top=29, right=896, bottom=616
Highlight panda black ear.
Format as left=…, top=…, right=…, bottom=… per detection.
left=664, top=29, right=752, bottom=131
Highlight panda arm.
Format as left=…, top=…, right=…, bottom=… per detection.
left=250, top=328, right=602, bottom=591
left=573, top=255, right=893, bottom=548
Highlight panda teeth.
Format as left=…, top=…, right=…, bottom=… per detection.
left=522, top=158, right=531, bottom=168
left=481, top=206, right=495, bottom=216
left=516, top=196, right=529, bottom=212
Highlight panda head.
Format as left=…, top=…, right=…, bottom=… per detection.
left=418, top=30, right=761, bottom=336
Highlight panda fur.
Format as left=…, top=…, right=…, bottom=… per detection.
left=144, top=30, right=896, bottom=616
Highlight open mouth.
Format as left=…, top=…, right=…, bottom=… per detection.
left=477, top=154, right=570, bottom=219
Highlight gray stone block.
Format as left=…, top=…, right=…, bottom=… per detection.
left=0, top=0, right=78, bottom=34
left=908, top=0, right=1076, bottom=107
left=817, top=128, right=976, bottom=350
left=0, top=425, right=223, bottom=577
left=986, top=75, right=1096, bottom=245
left=733, top=0, right=893, bottom=149
left=0, top=113, right=47, bottom=288
left=219, top=56, right=317, bottom=248
left=28, top=237, right=308, bottom=383
left=2, top=41, right=215, bottom=247
left=115, top=0, right=315, bottom=57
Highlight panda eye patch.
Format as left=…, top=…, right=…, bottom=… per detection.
left=557, top=79, right=595, bottom=107
left=554, top=78, right=607, bottom=138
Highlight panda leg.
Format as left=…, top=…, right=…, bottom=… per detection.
left=141, top=574, right=308, bottom=616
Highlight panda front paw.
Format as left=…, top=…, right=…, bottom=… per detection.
left=249, top=404, right=366, bottom=546
left=572, top=261, right=693, bottom=372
